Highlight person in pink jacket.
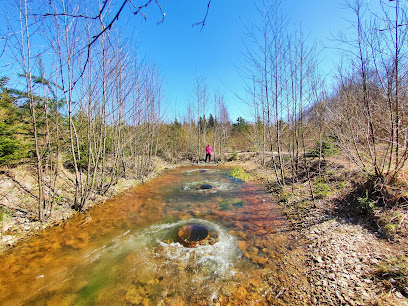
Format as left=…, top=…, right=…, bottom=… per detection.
left=205, top=144, right=213, bottom=163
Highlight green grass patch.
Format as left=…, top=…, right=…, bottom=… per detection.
left=383, top=223, right=397, bottom=235
left=229, top=167, right=252, bottom=182
left=337, top=181, right=346, bottom=189
left=0, top=206, right=12, bottom=222
left=308, top=138, right=338, bottom=158
left=278, top=190, right=290, bottom=203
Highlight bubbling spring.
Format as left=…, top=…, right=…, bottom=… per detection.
left=0, top=167, right=305, bottom=305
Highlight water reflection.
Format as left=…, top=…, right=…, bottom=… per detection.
left=0, top=167, right=310, bottom=305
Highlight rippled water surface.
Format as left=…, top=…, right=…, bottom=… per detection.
left=0, top=167, right=309, bottom=305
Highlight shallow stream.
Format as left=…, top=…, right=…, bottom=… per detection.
left=0, top=167, right=310, bottom=305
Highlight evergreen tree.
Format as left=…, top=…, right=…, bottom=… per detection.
left=232, top=117, right=249, bottom=133
left=208, top=113, right=216, bottom=129
left=0, top=77, right=30, bottom=164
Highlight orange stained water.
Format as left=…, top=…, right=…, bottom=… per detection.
left=0, top=167, right=310, bottom=305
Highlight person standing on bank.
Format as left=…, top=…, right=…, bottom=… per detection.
left=205, top=144, right=213, bottom=163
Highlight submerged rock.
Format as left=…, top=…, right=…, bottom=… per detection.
left=178, top=223, right=210, bottom=247
left=197, top=184, right=213, bottom=190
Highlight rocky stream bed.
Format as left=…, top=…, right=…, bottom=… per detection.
left=1, top=160, right=408, bottom=305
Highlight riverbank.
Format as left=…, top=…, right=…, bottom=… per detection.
left=231, top=153, right=408, bottom=305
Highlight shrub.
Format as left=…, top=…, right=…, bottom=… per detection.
left=229, top=152, right=238, bottom=161
left=357, top=190, right=377, bottom=215
left=308, top=138, right=338, bottom=158
left=229, top=167, right=252, bottom=181
left=0, top=122, right=28, bottom=164
left=313, top=178, right=330, bottom=198
left=278, top=190, right=290, bottom=203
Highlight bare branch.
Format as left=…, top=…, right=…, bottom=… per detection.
left=41, top=0, right=109, bottom=20
left=379, top=23, right=408, bottom=31
left=154, top=0, right=166, bottom=24
left=49, top=0, right=212, bottom=91
left=132, top=0, right=153, bottom=19
left=72, top=0, right=129, bottom=90
left=192, top=0, right=212, bottom=30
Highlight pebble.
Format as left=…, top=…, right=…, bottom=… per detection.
left=237, top=240, right=248, bottom=251
left=2, top=235, right=13, bottom=242
left=304, top=219, right=402, bottom=305
left=221, top=284, right=235, bottom=296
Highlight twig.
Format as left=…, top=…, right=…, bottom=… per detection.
left=73, top=0, right=129, bottom=89
left=398, top=212, right=407, bottom=228
left=41, top=0, right=109, bottom=20
left=132, top=0, right=153, bottom=18
left=192, top=0, right=212, bottom=30
left=154, top=0, right=166, bottom=24
left=0, top=170, right=39, bottom=201
left=0, top=203, right=30, bottom=217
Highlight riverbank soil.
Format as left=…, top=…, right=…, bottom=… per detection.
left=232, top=152, right=408, bottom=305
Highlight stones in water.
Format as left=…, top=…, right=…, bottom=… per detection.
left=178, top=223, right=210, bottom=247
left=197, top=184, right=213, bottom=190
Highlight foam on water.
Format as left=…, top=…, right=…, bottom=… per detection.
left=73, top=219, right=242, bottom=301
left=182, top=169, right=219, bottom=175
left=149, top=219, right=239, bottom=277
left=181, top=180, right=236, bottom=192
left=80, top=219, right=240, bottom=278
left=82, top=229, right=133, bottom=263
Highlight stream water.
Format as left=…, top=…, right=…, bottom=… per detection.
left=0, top=167, right=310, bottom=305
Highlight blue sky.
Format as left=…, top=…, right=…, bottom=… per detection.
left=116, top=0, right=380, bottom=123
left=121, top=0, right=259, bottom=122
left=0, top=0, right=383, bottom=123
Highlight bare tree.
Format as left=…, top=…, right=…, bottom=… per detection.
left=329, top=0, right=408, bottom=185
left=243, top=0, right=294, bottom=185
left=39, top=0, right=213, bottom=88
left=193, top=74, right=208, bottom=163
left=213, top=92, right=229, bottom=162
left=18, top=0, right=47, bottom=220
